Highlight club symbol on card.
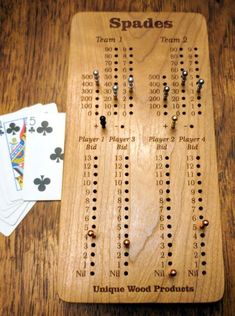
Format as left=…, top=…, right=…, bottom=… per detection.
left=6, top=123, right=20, bottom=135
left=28, top=127, right=35, bottom=133
left=34, top=175, right=51, bottom=192
left=0, top=129, right=4, bottom=136
left=37, top=121, right=53, bottom=136
left=50, top=147, right=64, bottom=163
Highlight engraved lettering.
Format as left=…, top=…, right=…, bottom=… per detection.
left=110, top=18, right=173, bottom=31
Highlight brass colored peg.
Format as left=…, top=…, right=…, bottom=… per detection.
left=200, top=219, right=209, bottom=229
left=123, top=239, right=130, bottom=248
left=169, top=269, right=177, bottom=277
left=87, top=230, right=96, bottom=238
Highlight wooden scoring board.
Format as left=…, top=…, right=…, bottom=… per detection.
left=58, top=12, right=224, bottom=303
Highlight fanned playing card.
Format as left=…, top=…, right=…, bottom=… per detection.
left=0, top=103, right=60, bottom=236
left=23, top=113, right=66, bottom=201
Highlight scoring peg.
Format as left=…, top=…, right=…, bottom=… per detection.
left=197, top=79, right=204, bottom=92
left=163, top=85, right=170, bottom=100
left=100, top=115, right=106, bottom=129
left=181, top=70, right=188, bottom=85
left=200, top=219, right=209, bottom=229
left=169, top=269, right=177, bottom=277
left=113, top=84, right=118, bottom=99
left=123, top=239, right=130, bottom=248
left=128, top=76, right=134, bottom=92
left=93, top=69, right=100, bottom=85
left=171, top=115, right=178, bottom=129
left=87, top=230, right=96, bottom=238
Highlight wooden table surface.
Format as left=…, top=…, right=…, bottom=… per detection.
left=0, top=1, right=234, bottom=315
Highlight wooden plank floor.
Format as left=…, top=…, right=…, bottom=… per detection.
left=0, top=0, right=234, bottom=315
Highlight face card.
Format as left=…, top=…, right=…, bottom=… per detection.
left=0, top=103, right=59, bottom=236
left=23, top=113, right=66, bottom=201
left=4, top=118, right=26, bottom=191
left=0, top=104, right=42, bottom=202
left=0, top=103, right=58, bottom=202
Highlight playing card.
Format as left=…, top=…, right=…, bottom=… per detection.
left=0, top=103, right=58, bottom=202
left=0, top=202, right=35, bottom=236
left=0, top=104, right=42, bottom=203
left=4, top=118, right=26, bottom=191
left=0, top=103, right=59, bottom=236
left=23, top=113, right=66, bottom=200
left=0, top=199, right=23, bottom=216
left=0, top=201, right=31, bottom=224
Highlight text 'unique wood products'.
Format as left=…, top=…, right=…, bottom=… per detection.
left=58, top=12, right=224, bottom=303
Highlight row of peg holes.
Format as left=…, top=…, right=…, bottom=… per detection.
left=123, top=155, right=130, bottom=276
left=89, top=156, right=99, bottom=276
left=196, top=156, right=207, bottom=275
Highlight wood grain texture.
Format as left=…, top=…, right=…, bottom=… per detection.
left=58, top=12, right=224, bottom=303
left=0, top=0, right=234, bottom=314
